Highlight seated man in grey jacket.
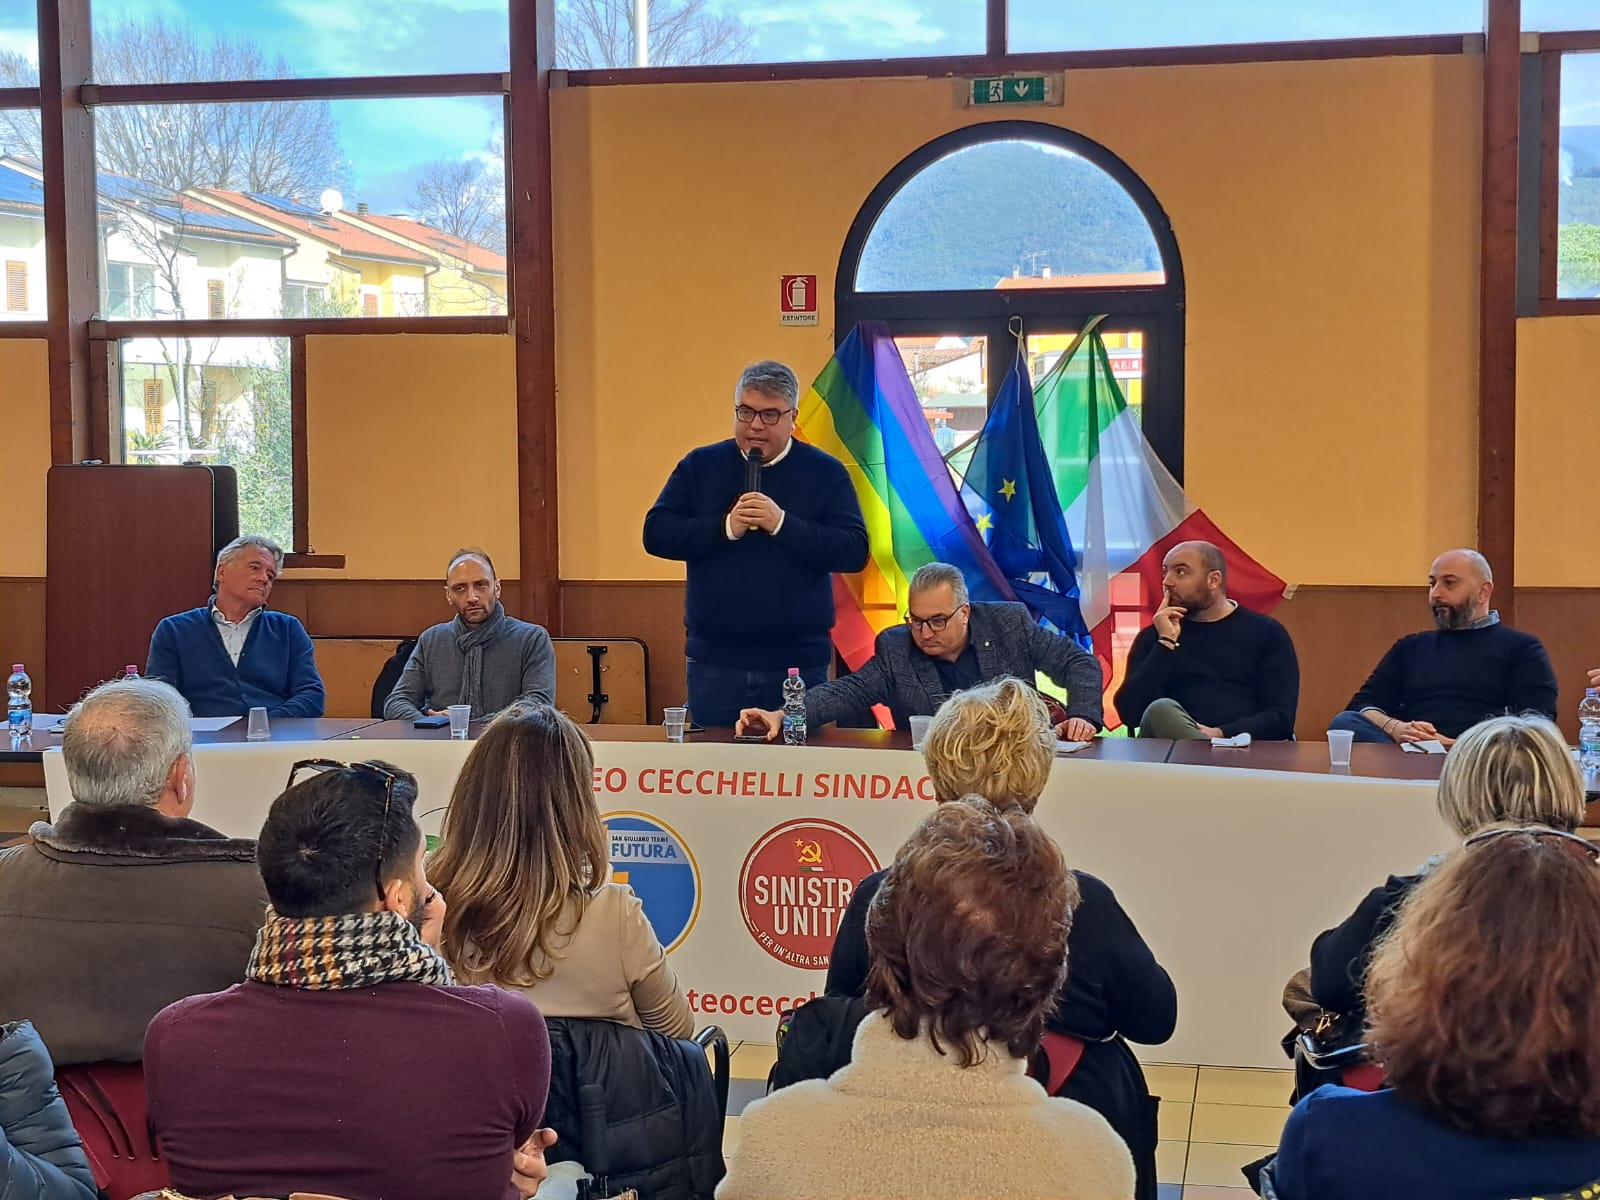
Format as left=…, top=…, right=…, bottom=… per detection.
left=384, top=547, right=557, bottom=721
left=736, top=561, right=1104, bottom=741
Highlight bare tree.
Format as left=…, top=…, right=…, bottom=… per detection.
left=411, top=157, right=504, bottom=255
left=0, top=50, right=41, bottom=157
left=557, top=0, right=755, bottom=68
left=0, top=18, right=344, bottom=196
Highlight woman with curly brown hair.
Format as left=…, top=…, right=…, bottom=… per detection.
left=720, top=800, right=1134, bottom=1200
left=427, top=701, right=693, bottom=1036
left=1272, top=826, right=1600, bottom=1199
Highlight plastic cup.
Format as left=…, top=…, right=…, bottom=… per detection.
left=245, top=707, right=270, bottom=741
left=909, top=714, right=933, bottom=750
left=448, top=704, right=472, bottom=740
left=664, top=705, right=687, bottom=743
left=1327, top=729, right=1354, bottom=768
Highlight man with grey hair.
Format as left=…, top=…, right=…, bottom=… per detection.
left=644, top=360, right=868, bottom=726
left=147, top=533, right=325, bottom=717
left=737, top=560, right=1104, bottom=739
left=0, top=678, right=266, bottom=1064
left=1330, top=548, right=1557, bottom=745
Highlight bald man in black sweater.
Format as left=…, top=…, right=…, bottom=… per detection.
left=1330, top=549, right=1557, bottom=745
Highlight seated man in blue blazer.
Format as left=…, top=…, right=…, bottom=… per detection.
left=736, top=561, right=1104, bottom=741
left=146, top=535, right=325, bottom=718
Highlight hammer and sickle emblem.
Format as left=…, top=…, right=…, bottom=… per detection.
left=794, top=838, right=823, bottom=866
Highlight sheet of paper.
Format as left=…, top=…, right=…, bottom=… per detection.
left=190, top=716, right=242, bottom=732
left=1210, top=733, right=1253, bottom=748
left=1401, top=739, right=1447, bottom=755
left=30, top=714, right=68, bottom=734
left=1056, top=739, right=1092, bottom=754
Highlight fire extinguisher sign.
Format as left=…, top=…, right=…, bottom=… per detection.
left=779, top=275, right=818, bottom=326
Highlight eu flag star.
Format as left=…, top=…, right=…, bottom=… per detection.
left=976, top=512, right=994, bottom=533
left=999, top=479, right=1018, bottom=501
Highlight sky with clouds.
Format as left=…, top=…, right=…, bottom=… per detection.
left=0, top=0, right=1598, bottom=212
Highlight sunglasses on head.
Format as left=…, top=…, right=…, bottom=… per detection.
left=1463, top=824, right=1600, bottom=862
left=286, top=758, right=402, bottom=904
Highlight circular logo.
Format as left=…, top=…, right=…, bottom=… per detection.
left=738, top=818, right=880, bottom=969
left=602, top=811, right=701, bottom=952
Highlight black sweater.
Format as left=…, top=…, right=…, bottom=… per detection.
left=642, top=439, right=868, bottom=669
left=1308, top=873, right=1421, bottom=1026
left=1346, top=622, right=1558, bottom=737
left=825, top=867, right=1177, bottom=1046
left=1113, top=604, right=1299, bottom=739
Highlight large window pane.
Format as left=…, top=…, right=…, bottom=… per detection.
left=95, top=97, right=505, bottom=319
left=92, top=2, right=508, bottom=81
left=1557, top=53, right=1600, bottom=300
left=0, top=143, right=45, bottom=322
left=1524, top=3, right=1600, bottom=31
left=0, top=7, right=36, bottom=83
left=858, top=140, right=1163, bottom=293
left=119, top=336, right=294, bottom=547
left=896, top=334, right=989, bottom=455
left=1009, top=1, right=1482, bottom=53
left=556, top=0, right=983, bottom=68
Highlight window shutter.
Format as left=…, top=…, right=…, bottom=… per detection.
left=362, top=291, right=380, bottom=317
left=5, top=261, right=27, bottom=312
left=207, top=279, right=225, bottom=319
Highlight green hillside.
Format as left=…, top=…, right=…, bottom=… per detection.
left=856, top=140, right=1163, bottom=292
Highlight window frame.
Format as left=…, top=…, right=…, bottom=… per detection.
left=834, top=120, right=1187, bottom=481
left=1536, top=39, right=1600, bottom=313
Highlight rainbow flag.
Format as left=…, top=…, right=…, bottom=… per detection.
left=796, top=322, right=1015, bottom=669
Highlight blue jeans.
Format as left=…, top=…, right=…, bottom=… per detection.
left=685, top=659, right=829, bottom=729
left=1328, top=710, right=1393, bottom=743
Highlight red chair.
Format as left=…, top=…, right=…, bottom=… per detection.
left=55, top=1062, right=170, bottom=1200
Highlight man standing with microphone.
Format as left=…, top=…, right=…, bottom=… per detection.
left=644, top=361, right=868, bottom=727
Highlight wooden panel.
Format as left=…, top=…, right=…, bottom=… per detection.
left=553, top=637, right=647, bottom=724
left=270, top=579, right=524, bottom=638
left=0, top=578, right=46, bottom=704
left=1274, top=586, right=1419, bottom=740
left=312, top=636, right=403, bottom=719
left=45, top=465, right=220, bottom=710
left=1516, top=589, right=1600, bottom=741
left=559, top=580, right=685, bottom=722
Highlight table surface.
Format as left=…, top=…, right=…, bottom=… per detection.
left=1, top=717, right=382, bottom=763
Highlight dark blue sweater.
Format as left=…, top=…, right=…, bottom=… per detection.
left=1274, top=1085, right=1600, bottom=1200
left=1346, top=621, right=1557, bottom=737
left=643, top=439, right=868, bottom=669
left=146, top=607, right=325, bottom=718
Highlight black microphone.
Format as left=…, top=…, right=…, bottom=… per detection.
left=744, top=446, right=764, bottom=494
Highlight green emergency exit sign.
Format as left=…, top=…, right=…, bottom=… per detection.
left=967, top=74, right=1061, bottom=107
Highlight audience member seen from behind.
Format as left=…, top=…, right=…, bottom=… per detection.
left=0, top=678, right=265, bottom=1065
left=144, top=760, right=555, bottom=1200
left=428, top=702, right=693, bottom=1037
left=1305, top=713, right=1585, bottom=1028
left=1273, top=827, right=1600, bottom=1199
left=825, top=677, right=1174, bottom=1200
left=720, top=801, right=1134, bottom=1200
left=1328, top=549, right=1558, bottom=744
left=145, top=533, right=325, bottom=718
left=384, top=547, right=556, bottom=721
left=0, top=1021, right=98, bottom=1200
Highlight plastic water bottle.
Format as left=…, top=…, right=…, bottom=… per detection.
left=7, top=664, right=31, bottom=738
left=123, top=664, right=140, bottom=680
left=781, top=668, right=807, bottom=746
left=1580, top=689, right=1600, bottom=772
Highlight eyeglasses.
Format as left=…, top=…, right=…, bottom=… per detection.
left=1463, top=824, right=1600, bottom=862
left=733, top=403, right=794, bottom=427
left=287, top=758, right=401, bottom=904
left=905, top=605, right=967, bottom=634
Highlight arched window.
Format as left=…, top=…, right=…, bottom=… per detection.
left=836, top=121, right=1185, bottom=478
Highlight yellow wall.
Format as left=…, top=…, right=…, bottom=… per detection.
left=302, top=333, right=518, bottom=579
left=1517, top=314, right=1600, bottom=587
left=552, top=54, right=1483, bottom=586
left=0, top=339, right=50, bottom=576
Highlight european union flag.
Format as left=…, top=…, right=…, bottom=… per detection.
left=959, top=344, right=1090, bottom=645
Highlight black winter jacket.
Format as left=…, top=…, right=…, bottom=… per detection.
left=543, top=1017, right=724, bottom=1200
left=0, top=1022, right=97, bottom=1200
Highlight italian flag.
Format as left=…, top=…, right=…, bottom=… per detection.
left=1041, top=330, right=1291, bottom=726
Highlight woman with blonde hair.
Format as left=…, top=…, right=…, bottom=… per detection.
left=823, top=676, right=1174, bottom=1200
left=428, top=701, right=692, bottom=1036
left=1273, top=827, right=1600, bottom=1198
left=1307, top=712, right=1586, bottom=1024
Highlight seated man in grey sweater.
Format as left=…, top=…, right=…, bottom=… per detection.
left=384, top=548, right=556, bottom=720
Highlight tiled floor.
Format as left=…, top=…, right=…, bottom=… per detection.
left=723, top=1042, right=1291, bottom=1198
